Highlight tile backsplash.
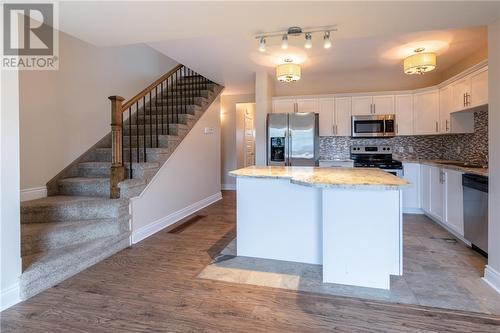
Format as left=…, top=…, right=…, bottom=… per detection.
left=319, top=108, right=488, bottom=165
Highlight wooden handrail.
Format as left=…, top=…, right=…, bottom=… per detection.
left=121, top=64, right=183, bottom=111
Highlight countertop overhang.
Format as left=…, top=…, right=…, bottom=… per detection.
left=230, top=166, right=409, bottom=190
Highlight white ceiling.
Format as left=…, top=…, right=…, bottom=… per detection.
left=57, top=1, right=500, bottom=94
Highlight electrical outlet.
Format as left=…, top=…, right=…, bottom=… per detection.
left=408, top=146, right=414, bottom=153
left=398, top=147, right=404, bottom=153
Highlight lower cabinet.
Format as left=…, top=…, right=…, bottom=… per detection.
left=443, top=169, right=465, bottom=235
left=402, top=163, right=420, bottom=212
left=418, top=164, right=464, bottom=237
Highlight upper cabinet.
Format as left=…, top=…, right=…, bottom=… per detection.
left=272, top=99, right=296, bottom=113
left=272, top=98, right=318, bottom=113
left=451, top=66, right=488, bottom=112
left=351, top=95, right=394, bottom=116
left=413, top=90, right=439, bottom=135
left=272, top=63, right=487, bottom=138
left=469, top=67, right=488, bottom=108
left=317, top=97, right=352, bottom=137
left=395, top=95, right=413, bottom=136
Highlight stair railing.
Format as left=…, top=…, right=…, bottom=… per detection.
left=108, top=64, right=212, bottom=198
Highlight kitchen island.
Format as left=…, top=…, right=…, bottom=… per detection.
left=229, top=166, right=408, bottom=289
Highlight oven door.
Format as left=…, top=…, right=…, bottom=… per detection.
left=352, top=116, right=387, bottom=137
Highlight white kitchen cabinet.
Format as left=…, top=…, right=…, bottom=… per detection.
left=334, top=97, right=352, bottom=136
left=296, top=98, right=319, bottom=113
left=373, top=95, right=394, bottom=115
left=395, top=95, right=413, bottom=136
left=402, top=163, right=420, bottom=213
left=439, top=86, right=453, bottom=134
left=317, top=98, right=335, bottom=136
left=420, top=164, right=431, bottom=214
left=452, top=77, right=471, bottom=112
left=413, top=90, right=439, bottom=135
left=470, top=67, right=488, bottom=108
left=351, top=96, right=373, bottom=116
left=273, top=99, right=296, bottom=113
left=443, top=169, right=464, bottom=235
left=351, top=95, right=394, bottom=116
left=429, top=166, right=444, bottom=222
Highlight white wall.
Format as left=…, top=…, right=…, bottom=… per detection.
left=131, top=98, right=222, bottom=243
left=19, top=29, right=178, bottom=192
left=485, top=19, right=500, bottom=293
left=220, top=94, right=255, bottom=188
left=0, top=69, right=21, bottom=310
left=255, top=71, right=274, bottom=165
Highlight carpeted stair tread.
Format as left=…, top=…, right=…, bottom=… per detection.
left=22, top=217, right=129, bottom=256
left=21, top=195, right=128, bottom=224
left=20, top=232, right=130, bottom=299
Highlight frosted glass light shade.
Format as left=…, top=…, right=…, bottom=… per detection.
left=404, top=52, right=436, bottom=75
left=276, top=63, right=301, bottom=82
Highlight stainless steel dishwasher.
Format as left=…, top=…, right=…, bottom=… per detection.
left=463, top=173, right=488, bottom=255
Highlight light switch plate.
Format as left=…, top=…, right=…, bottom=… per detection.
left=204, top=127, right=215, bottom=134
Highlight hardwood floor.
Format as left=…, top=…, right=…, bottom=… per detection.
left=2, top=191, right=500, bottom=332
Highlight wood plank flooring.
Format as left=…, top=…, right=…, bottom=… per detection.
left=2, top=191, right=500, bottom=332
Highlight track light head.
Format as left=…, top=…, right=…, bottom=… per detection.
left=323, top=31, right=332, bottom=49
left=281, top=34, right=288, bottom=50
left=304, top=33, right=312, bottom=49
left=258, top=37, right=266, bottom=52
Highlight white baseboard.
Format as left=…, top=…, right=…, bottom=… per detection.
left=403, top=207, right=424, bottom=214
left=20, top=186, right=47, bottom=202
left=484, top=265, right=500, bottom=294
left=221, top=183, right=236, bottom=190
left=131, top=192, right=222, bottom=244
left=1, top=283, right=20, bottom=312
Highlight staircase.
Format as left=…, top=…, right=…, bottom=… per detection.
left=20, top=65, right=223, bottom=299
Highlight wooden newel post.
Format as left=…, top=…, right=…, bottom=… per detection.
left=109, top=96, right=125, bottom=199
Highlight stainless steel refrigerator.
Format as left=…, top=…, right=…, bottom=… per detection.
left=267, top=112, right=319, bottom=166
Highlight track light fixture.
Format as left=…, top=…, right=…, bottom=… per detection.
left=258, top=37, right=266, bottom=52
left=281, top=34, right=288, bottom=50
left=255, top=25, right=337, bottom=51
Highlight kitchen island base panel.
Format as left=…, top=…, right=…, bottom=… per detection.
left=236, top=177, right=322, bottom=265
left=322, top=189, right=402, bottom=290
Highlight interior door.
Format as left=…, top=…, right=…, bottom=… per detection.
left=372, top=95, right=394, bottom=115
left=395, top=94, right=413, bottom=135
left=243, top=107, right=255, bottom=167
left=334, top=97, right=352, bottom=136
left=351, top=96, right=373, bottom=116
left=289, top=113, right=316, bottom=166
left=273, top=99, right=296, bottom=113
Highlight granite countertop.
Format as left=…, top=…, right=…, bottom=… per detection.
left=229, top=166, right=409, bottom=190
left=396, top=158, right=488, bottom=177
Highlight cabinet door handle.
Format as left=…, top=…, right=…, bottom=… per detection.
left=463, top=93, right=466, bottom=107
left=373, top=103, right=376, bottom=114
left=396, top=124, right=399, bottom=134
left=435, top=121, right=438, bottom=133
left=467, top=93, right=471, bottom=106
left=446, top=119, right=449, bottom=132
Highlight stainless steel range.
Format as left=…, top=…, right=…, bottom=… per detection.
left=350, top=146, right=403, bottom=177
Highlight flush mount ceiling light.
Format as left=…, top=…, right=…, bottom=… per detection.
left=255, top=25, right=337, bottom=51
left=276, top=59, right=301, bottom=82
left=404, top=48, right=437, bottom=75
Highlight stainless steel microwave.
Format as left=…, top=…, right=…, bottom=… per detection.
left=351, top=115, right=396, bottom=138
